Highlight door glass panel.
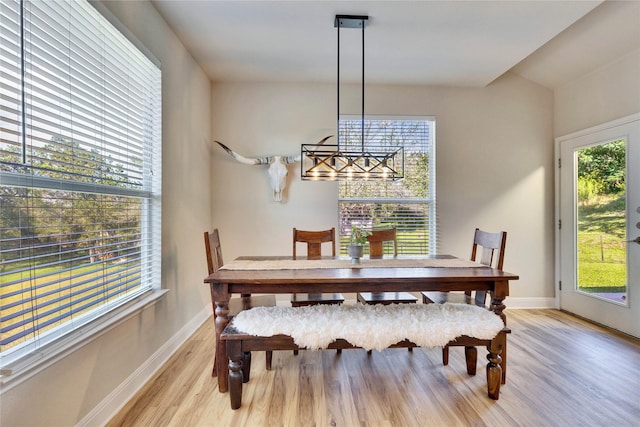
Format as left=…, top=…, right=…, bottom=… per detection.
left=575, top=139, right=627, bottom=304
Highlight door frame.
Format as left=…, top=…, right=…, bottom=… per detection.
left=554, top=112, right=640, bottom=331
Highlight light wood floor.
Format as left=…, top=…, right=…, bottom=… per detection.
left=107, top=309, right=640, bottom=427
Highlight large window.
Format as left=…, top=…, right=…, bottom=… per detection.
left=339, top=116, right=436, bottom=255
left=0, top=0, right=161, bottom=366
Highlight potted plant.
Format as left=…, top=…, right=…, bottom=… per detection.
left=348, top=225, right=371, bottom=264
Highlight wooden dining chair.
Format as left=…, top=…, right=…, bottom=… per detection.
left=422, top=228, right=508, bottom=378
left=290, top=227, right=345, bottom=307
left=357, top=228, right=418, bottom=305
left=205, top=229, right=276, bottom=377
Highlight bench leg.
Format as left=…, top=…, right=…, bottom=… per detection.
left=500, top=334, right=507, bottom=384
left=486, top=340, right=503, bottom=400
left=464, top=346, right=477, bottom=376
left=242, top=351, right=251, bottom=383
left=227, top=340, right=243, bottom=410
left=266, top=351, right=273, bottom=371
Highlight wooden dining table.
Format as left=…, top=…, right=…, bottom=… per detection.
left=204, top=255, right=519, bottom=393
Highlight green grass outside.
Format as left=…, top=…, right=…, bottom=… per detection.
left=2, top=261, right=103, bottom=283
left=577, top=193, right=627, bottom=293
left=1, top=260, right=140, bottom=352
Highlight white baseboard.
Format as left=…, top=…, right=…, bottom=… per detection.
left=504, top=296, right=556, bottom=309
left=77, top=306, right=211, bottom=427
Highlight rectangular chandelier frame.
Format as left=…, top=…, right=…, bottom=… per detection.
left=301, top=144, right=404, bottom=180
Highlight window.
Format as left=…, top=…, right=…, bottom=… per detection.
left=339, top=116, right=436, bottom=255
left=0, top=0, right=161, bottom=366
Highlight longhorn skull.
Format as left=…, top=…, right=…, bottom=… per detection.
left=214, top=136, right=332, bottom=202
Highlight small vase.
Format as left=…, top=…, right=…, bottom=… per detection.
left=348, top=244, right=364, bottom=264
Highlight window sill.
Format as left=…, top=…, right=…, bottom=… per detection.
left=0, top=289, right=169, bottom=393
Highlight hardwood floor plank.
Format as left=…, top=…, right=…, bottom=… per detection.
left=107, top=309, right=640, bottom=427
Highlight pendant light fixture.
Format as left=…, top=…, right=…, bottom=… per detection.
left=301, top=15, right=404, bottom=181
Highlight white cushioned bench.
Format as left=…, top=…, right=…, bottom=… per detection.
left=221, top=303, right=508, bottom=409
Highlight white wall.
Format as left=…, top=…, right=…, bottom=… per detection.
left=0, top=1, right=212, bottom=426
left=211, top=73, right=555, bottom=301
left=555, top=49, right=640, bottom=137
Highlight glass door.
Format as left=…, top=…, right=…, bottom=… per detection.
left=558, top=117, right=640, bottom=338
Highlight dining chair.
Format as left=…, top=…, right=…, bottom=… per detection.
left=205, top=229, right=276, bottom=377
left=291, top=227, right=344, bottom=355
left=357, top=228, right=418, bottom=305
left=421, top=228, right=508, bottom=378
left=290, top=227, right=345, bottom=307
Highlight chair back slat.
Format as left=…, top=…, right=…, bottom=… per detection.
left=478, top=249, right=494, bottom=267
left=366, top=228, right=397, bottom=259
left=471, top=228, right=506, bottom=269
left=293, top=228, right=336, bottom=260
left=469, top=228, right=507, bottom=304
left=204, top=229, right=224, bottom=274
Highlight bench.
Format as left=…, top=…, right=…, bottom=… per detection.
left=220, top=304, right=508, bottom=409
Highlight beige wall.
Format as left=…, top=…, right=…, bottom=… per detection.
left=0, top=1, right=212, bottom=426
left=211, top=73, right=555, bottom=301
left=554, top=49, right=640, bottom=137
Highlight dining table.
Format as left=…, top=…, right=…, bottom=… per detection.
left=204, top=255, right=519, bottom=393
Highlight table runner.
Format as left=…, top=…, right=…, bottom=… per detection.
left=220, top=257, right=485, bottom=270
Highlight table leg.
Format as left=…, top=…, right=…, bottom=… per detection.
left=490, top=281, right=509, bottom=385
left=490, top=280, right=509, bottom=325
left=209, top=284, right=218, bottom=378
left=215, top=296, right=231, bottom=393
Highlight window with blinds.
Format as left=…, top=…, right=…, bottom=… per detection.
left=339, top=117, right=436, bottom=255
left=0, top=0, right=161, bottom=365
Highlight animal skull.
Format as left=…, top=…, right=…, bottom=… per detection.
left=214, top=136, right=332, bottom=202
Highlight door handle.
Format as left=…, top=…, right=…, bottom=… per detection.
left=626, top=236, right=640, bottom=244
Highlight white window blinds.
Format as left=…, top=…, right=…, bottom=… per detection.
left=0, top=0, right=161, bottom=365
left=339, top=117, right=436, bottom=255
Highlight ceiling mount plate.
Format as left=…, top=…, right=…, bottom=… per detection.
left=334, top=15, right=368, bottom=29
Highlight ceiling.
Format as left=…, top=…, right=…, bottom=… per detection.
left=151, top=1, right=640, bottom=89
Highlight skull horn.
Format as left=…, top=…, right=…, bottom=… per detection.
left=213, top=141, right=271, bottom=165
left=284, top=135, right=333, bottom=164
